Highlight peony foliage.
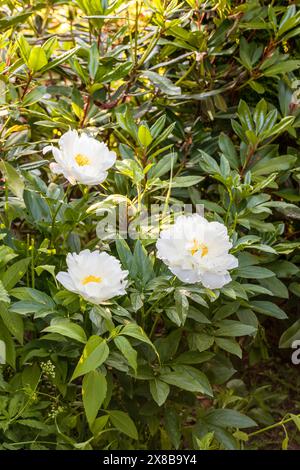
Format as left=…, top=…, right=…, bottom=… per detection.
left=0, top=0, right=299, bottom=451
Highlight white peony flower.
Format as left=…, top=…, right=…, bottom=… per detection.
left=156, top=214, right=238, bottom=289
left=56, top=249, right=128, bottom=304
left=43, top=129, right=116, bottom=185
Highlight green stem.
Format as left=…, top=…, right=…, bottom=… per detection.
left=137, top=29, right=161, bottom=69
left=134, top=1, right=139, bottom=65
left=225, top=190, right=233, bottom=225
left=9, top=440, right=56, bottom=447
left=149, top=314, right=160, bottom=339
left=26, top=234, right=30, bottom=287
left=31, top=236, right=35, bottom=289
left=8, top=373, right=42, bottom=425
left=175, top=60, right=196, bottom=85
left=240, top=143, right=257, bottom=176
left=248, top=413, right=300, bottom=438
left=50, top=185, right=71, bottom=247
left=21, top=72, right=33, bottom=100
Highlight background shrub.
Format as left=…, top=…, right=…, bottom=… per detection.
left=0, top=0, right=300, bottom=450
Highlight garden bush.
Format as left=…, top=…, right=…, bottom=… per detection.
left=0, top=0, right=300, bottom=450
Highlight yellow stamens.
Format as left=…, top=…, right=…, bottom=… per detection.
left=190, top=239, right=208, bottom=257
left=75, top=154, right=90, bottom=166
left=82, top=275, right=102, bottom=285
left=201, top=244, right=208, bottom=257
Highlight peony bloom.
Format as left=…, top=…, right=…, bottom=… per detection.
left=43, top=129, right=116, bottom=185
left=56, top=249, right=128, bottom=304
left=156, top=214, right=238, bottom=289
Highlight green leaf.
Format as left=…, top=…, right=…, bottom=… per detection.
left=2, top=310, right=23, bottom=349
left=289, top=283, right=300, bottom=298
left=0, top=281, right=10, bottom=303
left=115, top=238, right=133, bottom=271
left=194, top=431, right=215, bottom=450
left=91, top=415, right=109, bottom=437
left=204, top=409, right=257, bottom=429
left=23, top=86, right=47, bottom=106
left=160, top=365, right=213, bottom=396
left=35, top=265, right=57, bottom=283
left=277, top=6, right=299, bottom=36
left=143, top=70, right=181, bottom=96
left=150, top=115, right=166, bottom=138
left=253, top=99, right=267, bottom=134
left=108, top=410, right=138, bottom=440
left=238, top=100, right=254, bottom=131
left=190, top=333, right=214, bottom=352
left=261, top=116, right=295, bottom=139
left=71, top=336, right=109, bottom=380
left=165, top=408, right=181, bottom=449
left=42, top=36, right=58, bottom=59
left=2, top=258, right=30, bottom=291
left=9, top=288, right=56, bottom=318
left=215, top=321, right=257, bottom=337
left=174, top=288, right=189, bottom=326
left=88, top=43, right=99, bottom=79
left=138, top=124, right=153, bottom=147
left=290, top=414, right=300, bottom=431
left=251, top=155, right=296, bottom=176
left=43, top=319, right=87, bottom=343
left=250, top=300, right=288, bottom=319
left=249, top=81, right=265, bottom=94
left=22, top=363, right=40, bottom=390
left=259, top=277, right=289, bottom=299
left=83, top=371, right=107, bottom=426
left=40, top=47, right=79, bottom=72
left=28, top=46, right=48, bottom=72
left=10, top=299, right=56, bottom=318
left=149, top=379, right=170, bottom=406
left=163, top=175, right=204, bottom=188
left=0, top=160, right=24, bottom=199
left=215, top=338, right=242, bottom=358
left=263, top=61, right=300, bottom=76
left=99, top=62, right=132, bottom=83
left=23, top=189, right=51, bottom=224
left=0, top=319, right=15, bottom=368
left=17, top=33, right=31, bottom=62
left=116, top=159, right=144, bottom=184
left=155, top=330, right=181, bottom=362
left=0, top=301, right=23, bottom=344
left=270, top=260, right=298, bottom=277
left=0, top=11, right=33, bottom=31
left=282, top=435, right=289, bottom=450
left=130, top=241, right=154, bottom=287
left=148, top=153, right=177, bottom=179
left=114, top=336, right=137, bottom=373
left=218, top=133, right=239, bottom=169
left=237, top=265, right=275, bottom=279
left=121, top=323, right=157, bottom=355
left=279, top=320, right=300, bottom=348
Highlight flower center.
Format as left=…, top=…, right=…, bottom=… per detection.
left=82, top=275, right=102, bottom=285
left=189, top=239, right=208, bottom=257
left=75, top=154, right=90, bottom=166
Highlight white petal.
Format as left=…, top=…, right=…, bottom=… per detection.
left=59, top=129, right=78, bottom=154
left=56, top=272, right=77, bottom=292
left=101, top=150, right=116, bottom=169
left=157, top=214, right=237, bottom=289
left=65, top=174, right=77, bottom=185
left=61, top=250, right=128, bottom=303
left=170, top=266, right=200, bottom=284
left=200, top=271, right=232, bottom=289
left=76, top=171, right=108, bottom=185
left=49, top=162, right=63, bottom=175
left=43, top=145, right=53, bottom=154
